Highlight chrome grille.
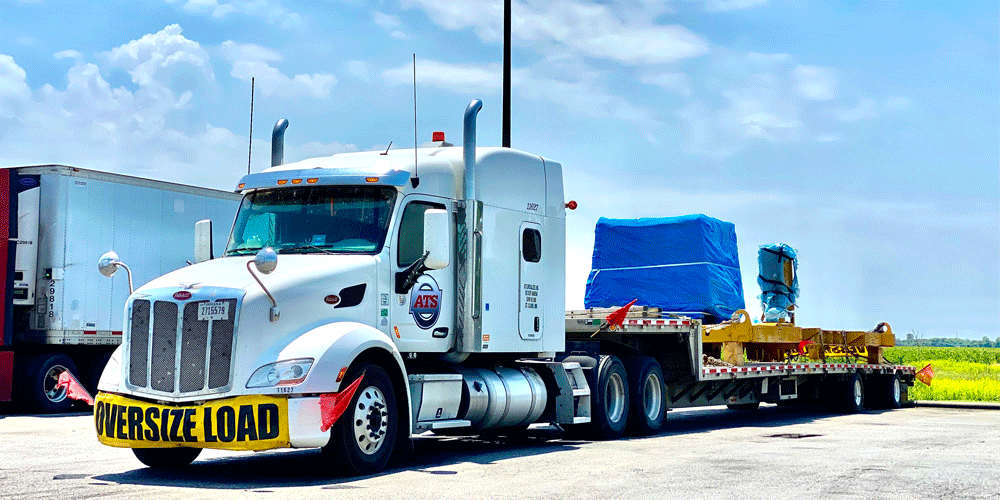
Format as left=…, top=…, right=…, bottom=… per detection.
left=127, top=297, right=238, bottom=395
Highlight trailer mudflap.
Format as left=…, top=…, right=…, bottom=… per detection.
left=95, top=392, right=290, bottom=451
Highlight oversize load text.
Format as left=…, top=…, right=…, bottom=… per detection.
left=95, top=400, right=280, bottom=443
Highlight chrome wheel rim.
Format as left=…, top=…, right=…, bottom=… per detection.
left=43, top=364, right=69, bottom=403
left=643, top=372, right=663, bottom=421
left=352, top=385, right=389, bottom=455
left=605, top=372, right=626, bottom=423
left=853, top=378, right=863, bottom=408
left=892, top=377, right=901, bottom=403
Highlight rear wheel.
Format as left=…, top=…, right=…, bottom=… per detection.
left=874, top=372, right=902, bottom=410
left=321, top=363, right=398, bottom=476
left=625, top=356, right=665, bottom=435
left=583, top=355, right=629, bottom=440
left=23, top=353, right=79, bottom=413
left=132, top=448, right=202, bottom=469
left=836, top=372, right=865, bottom=413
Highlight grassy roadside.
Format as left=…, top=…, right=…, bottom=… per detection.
left=884, top=346, right=1000, bottom=403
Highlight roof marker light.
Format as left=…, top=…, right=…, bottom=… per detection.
left=291, top=178, right=302, bottom=184
left=365, top=177, right=379, bottom=183
left=238, top=183, right=245, bottom=189
left=307, top=178, right=318, bottom=183
left=277, top=179, right=288, bottom=185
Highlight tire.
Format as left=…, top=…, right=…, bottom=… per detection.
left=876, top=373, right=902, bottom=410
left=322, top=363, right=398, bottom=476
left=837, top=372, right=865, bottom=413
left=625, top=356, right=665, bottom=435
left=726, top=402, right=760, bottom=411
left=23, top=353, right=79, bottom=413
left=132, top=448, right=202, bottom=469
left=583, top=355, right=629, bottom=440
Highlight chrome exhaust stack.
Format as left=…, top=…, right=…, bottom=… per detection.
left=271, top=118, right=289, bottom=167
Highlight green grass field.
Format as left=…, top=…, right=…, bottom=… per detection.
left=884, top=346, right=1000, bottom=403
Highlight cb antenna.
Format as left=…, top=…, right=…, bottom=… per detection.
left=411, top=53, right=420, bottom=188
left=247, top=77, right=255, bottom=175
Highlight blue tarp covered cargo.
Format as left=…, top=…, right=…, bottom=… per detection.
left=584, top=214, right=745, bottom=322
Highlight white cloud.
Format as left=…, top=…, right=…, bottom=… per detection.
left=402, top=0, right=709, bottom=65
left=704, top=0, right=769, bottom=12
left=0, top=54, right=31, bottom=119
left=374, top=11, right=408, bottom=39
left=54, top=50, right=83, bottom=61
left=345, top=60, right=371, bottom=81
left=106, top=24, right=214, bottom=90
left=223, top=41, right=337, bottom=99
left=165, top=0, right=303, bottom=28
left=641, top=72, right=692, bottom=96
left=792, top=64, right=837, bottom=100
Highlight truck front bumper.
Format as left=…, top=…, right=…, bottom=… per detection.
left=94, top=392, right=330, bottom=450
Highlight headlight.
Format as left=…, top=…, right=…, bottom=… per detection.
left=246, top=358, right=314, bottom=388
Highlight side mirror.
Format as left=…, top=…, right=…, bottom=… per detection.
left=253, top=247, right=278, bottom=274
left=194, top=219, right=213, bottom=264
left=98, top=251, right=120, bottom=277
left=423, top=209, right=450, bottom=270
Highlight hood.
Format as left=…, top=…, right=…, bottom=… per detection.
left=139, top=254, right=376, bottom=294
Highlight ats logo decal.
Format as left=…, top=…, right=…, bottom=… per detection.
left=409, top=275, right=442, bottom=329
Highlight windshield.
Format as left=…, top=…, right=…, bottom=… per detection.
left=225, top=185, right=397, bottom=256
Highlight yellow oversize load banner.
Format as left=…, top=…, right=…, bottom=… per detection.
left=95, top=392, right=290, bottom=451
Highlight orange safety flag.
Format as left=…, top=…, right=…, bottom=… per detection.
left=605, top=299, right=638, bottom=329
left=915, top=364, right=934, bottom=386
left=319, top=371, right=365, bottom=432
left=55, top=370, right=94, bottom=405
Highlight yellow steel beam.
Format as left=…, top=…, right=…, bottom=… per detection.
left=702, top=310, right=895, bottom=348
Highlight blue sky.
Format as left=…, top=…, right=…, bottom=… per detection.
left=1, top=0, right=997, bottom=339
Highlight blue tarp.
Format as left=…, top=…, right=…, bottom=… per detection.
left=584, top=214, right=745, bottom=322
left=757, top=243, right=799, bottom=321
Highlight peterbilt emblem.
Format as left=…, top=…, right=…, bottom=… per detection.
left=324, top=294, right=341, bottom=305
left=409, top=276, right=442, bottom=329
left=173, top=291, right=192, bottom=300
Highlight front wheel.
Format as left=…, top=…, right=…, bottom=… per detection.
left=23, top=353, right=79, bottom=413
left=321, top=363, right=398, bottom=476
left=132, top=448, right=201, bottom=469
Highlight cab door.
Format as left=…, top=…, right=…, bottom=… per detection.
left=389, top=196, right=454, bottom=353
left=518, top=222, right=543, bottom=340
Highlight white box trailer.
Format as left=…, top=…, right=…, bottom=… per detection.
left=0, top=165, right=240, bottom=411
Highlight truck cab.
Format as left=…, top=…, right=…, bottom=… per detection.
left=95, top=102, right=581, bottom=474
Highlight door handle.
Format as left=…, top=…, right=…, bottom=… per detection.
left=432, top=327, right=449, bottom=338
left=534, top=317, right=540, bottom=332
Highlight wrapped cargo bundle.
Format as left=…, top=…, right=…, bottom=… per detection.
left=584, top=214, right=745, bottom=324
left=757, top=243, right=799, bottom=321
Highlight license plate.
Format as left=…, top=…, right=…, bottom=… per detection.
left=95, top=392, right=289, bottom=451
left=198, top=301, right=229, bottom=321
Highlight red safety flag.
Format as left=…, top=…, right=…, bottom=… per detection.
left=319, top=371, right=366, bottom=432
left=605, top=299, right=637, bottom=329
left=55, top=370, right=94, bottom=406
left=915, top=364, right=934, bottom=386
left=796, top=340, right=814, bottom=356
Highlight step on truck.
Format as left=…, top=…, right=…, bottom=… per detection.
left=93, top=101, right=916, bottom=475
left=0, top=165, right=240, bottom=412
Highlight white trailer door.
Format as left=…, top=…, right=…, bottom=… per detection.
left=518, top=221, right=543, bottom=340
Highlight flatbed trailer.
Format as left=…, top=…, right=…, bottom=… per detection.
left=565, top=311, right=916, bottom=414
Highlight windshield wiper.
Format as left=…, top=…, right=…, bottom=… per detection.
left=226, top=247, right=263, bottom=256
left=277, top=245, right=335, bottom=255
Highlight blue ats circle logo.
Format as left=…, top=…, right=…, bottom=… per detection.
left=409, top=276, right=442, bottom=329
left=19, top=177, right=37, bottom=187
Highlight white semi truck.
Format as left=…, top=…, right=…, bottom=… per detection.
left=93, top=101, right=915, bottom=475
left=0, top=165, right=240, bottom=412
